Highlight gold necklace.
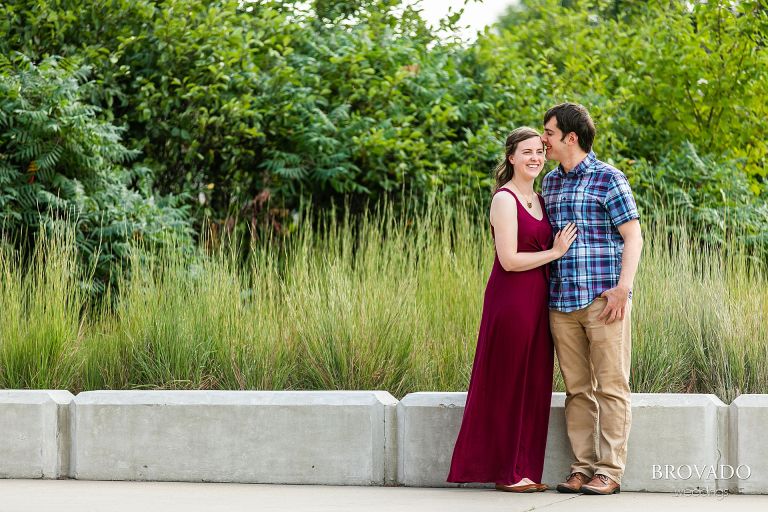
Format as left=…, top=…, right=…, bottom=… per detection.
left=511, top=182, right=534, bottom=209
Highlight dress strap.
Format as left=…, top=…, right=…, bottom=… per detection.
left=494, top=187, right=516, bottom=198
left=495, top=187, right=522, bottom=207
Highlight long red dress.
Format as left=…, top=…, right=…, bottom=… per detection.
left=446, top=187, right=554, bottom=485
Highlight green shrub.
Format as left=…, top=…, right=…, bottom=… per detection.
left=493, top=0, right=768, bottom=184
left=1, top=0, right=765, bottom=246
left=0, top=0, right=515, bottom=219
left=0, top=54, right=192, bottom=293
left=629, top=144, right=768, bottom=252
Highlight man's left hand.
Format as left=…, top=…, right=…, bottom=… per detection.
left=597, top=285, right=631, bottom=324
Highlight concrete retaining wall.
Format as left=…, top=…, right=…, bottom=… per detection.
left=397, top=392, right=748, bottom=492
left=396, top=392, right=571, bottom=488
left=730, top=394, right=768, bottom=494
left=394, top=392, right=577, bottom=488
left=0, top=390, right=73, bottom=479
left=541, top=393, right=570, bottom=486
left=0, top=390, right=765, bottom=493
left=396, top=392, right=466, bottom=487
left=71, top=391, right=397, bottom=485
left=621, top=394, right=726, bottom=492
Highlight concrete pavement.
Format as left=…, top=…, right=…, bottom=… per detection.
left=0, top=480, right=766, bottom=512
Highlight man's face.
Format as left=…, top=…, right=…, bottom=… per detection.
left=542, top=117, right=568, bottom=162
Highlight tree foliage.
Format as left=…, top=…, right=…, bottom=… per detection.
left=0, top=55, right=192, bottom=293
left=0, top=0, right=766, bottom=248
left=487, top=0, right=768, bottom=244
left=496, top=0, right=768, bottom=184
left=0, top=0, right=508, bottom=219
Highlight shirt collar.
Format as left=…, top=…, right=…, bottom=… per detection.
left=557, top=151, right=597, bottom=177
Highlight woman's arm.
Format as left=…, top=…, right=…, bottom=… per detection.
left=490, top=193, right=577, bottom=272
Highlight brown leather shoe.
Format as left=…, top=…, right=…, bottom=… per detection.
left=555, top=472, right=590, bottom=493
left=581, top=474, right=621, bottom=495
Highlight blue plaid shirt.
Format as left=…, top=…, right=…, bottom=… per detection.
left=542, top=151, right=640, bottom=312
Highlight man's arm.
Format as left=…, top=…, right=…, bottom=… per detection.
left=598, top=219, right=643, bottom=324
left=617, top=219, right=643, bottom=292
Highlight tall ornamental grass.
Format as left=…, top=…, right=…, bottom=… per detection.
left=0, top=229, right=83, bottom=389
left=0, top=201, right=765, bottom=402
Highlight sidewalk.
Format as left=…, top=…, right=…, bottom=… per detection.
left=0, top=480, right=767, bottom=512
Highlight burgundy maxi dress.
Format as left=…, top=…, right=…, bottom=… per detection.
left=446, top=187, right=554, bottom=485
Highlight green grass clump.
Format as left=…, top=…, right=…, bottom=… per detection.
left=0, top=201, right=765, bottom=402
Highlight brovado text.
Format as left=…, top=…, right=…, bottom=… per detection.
left=652, top=464, right=752, bottom=480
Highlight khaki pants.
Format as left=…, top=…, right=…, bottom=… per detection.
left=550, top=297, right=632, bottom=485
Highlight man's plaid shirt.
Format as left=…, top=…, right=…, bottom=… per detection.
left=542, top=151, right=640, bottom=313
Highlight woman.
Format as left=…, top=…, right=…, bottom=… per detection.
left=446, top=127, right=577, bottom=492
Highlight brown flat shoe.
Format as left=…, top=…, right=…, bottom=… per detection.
left=495, top=482, right=547, bottom=493
left=581, top=474, right=620, bottom=495
left=555, top=472, right=590, bottom=493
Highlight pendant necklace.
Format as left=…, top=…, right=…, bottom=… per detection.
left=511, top=182, right=534, bottom=209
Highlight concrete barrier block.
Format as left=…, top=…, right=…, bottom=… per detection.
left=383, top=395, right=398, bottom=485
left=398, top=392, right=731, bottom=492
left=622, top=393, right=726, bottom=492
left=0, top=390, right=74, bottom=479
left=717, top=400, right=734, bottom=493
left=397, top=392, right=570, bottom=487
left=730, top=394, right=768, bottom=494
left=397, top=392, right=466, bottom=487
left=541, top=393, right=571, bottom=486
left=71, top=390, right=397, bottom=485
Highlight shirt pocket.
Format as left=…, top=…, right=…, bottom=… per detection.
left=562, top=190, right=603, bottom=225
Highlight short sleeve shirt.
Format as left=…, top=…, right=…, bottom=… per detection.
left=541, top=151, right=640, bottom=312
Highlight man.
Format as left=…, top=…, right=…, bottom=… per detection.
left=541, top=103, right=643, bottom=495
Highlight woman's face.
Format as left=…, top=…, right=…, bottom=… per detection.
left=508, top=136, right=546, bottom=180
